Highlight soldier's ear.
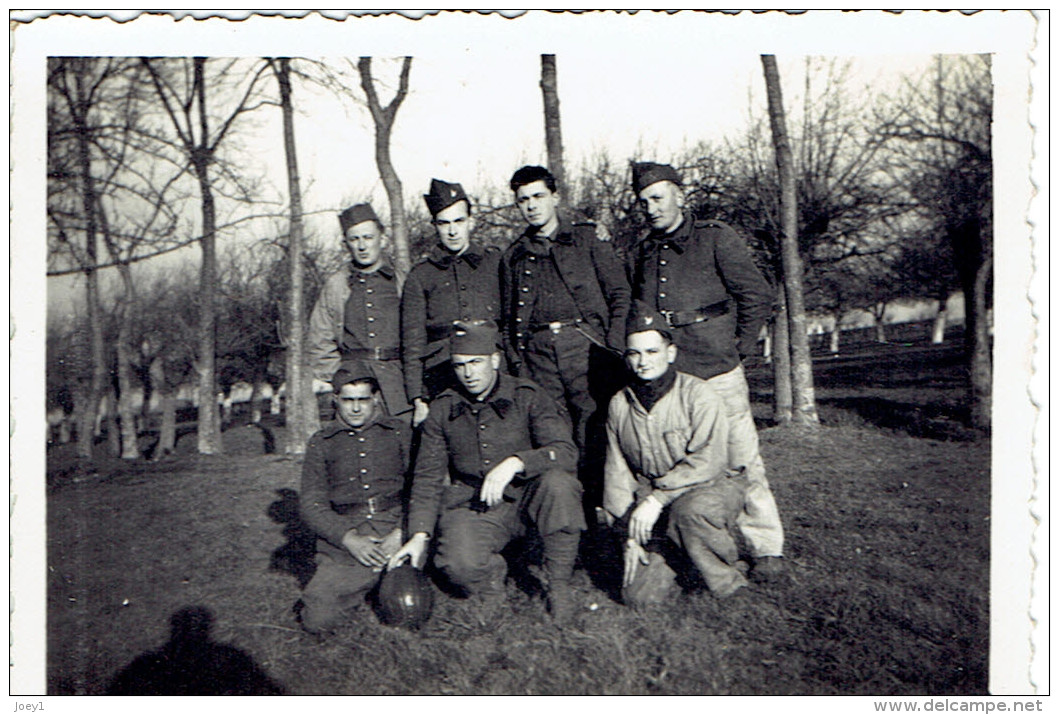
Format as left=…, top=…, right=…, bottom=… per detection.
left=666, top=343, right=678, bottom=364
left=490, top=352, right=502, bottom=370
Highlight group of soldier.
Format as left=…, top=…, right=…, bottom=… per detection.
left=297, top=161, right=785, bottom=633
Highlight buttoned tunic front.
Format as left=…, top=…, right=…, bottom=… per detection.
left=407, top=374, right=580, bottom=537
left=629, top=215, right=773, bottom=379
left=307, top=261, right=410, bottom=415
left=500, top=221, right=630, bottom=372
left=399, top=245, right=502, bottom=402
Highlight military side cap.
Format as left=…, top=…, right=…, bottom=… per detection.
left=626, top=299, right=673, bottom=340
left=424, top=178, right=469, bottom=217
left=631, top=161, right=682, bottom=194
left=339, top=203, right=382, bottom=234
left=450, top=320, right=500, bottom=355
left=332, top=360, right=378, bottom=392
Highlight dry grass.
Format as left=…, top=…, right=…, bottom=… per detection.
left=45, top=416, right=989, bottom=695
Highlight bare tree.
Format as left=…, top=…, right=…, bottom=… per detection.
left=762, top=55, right=819, bottom=426
left=141, top=57, right=273, bottom=454
left=270, top=57, right=318, bottom=453
left=878, top=54, right=992, bottom=429
left=357, top=56, right=413, bottom=275
left=540, top=54, right=566, bottom=207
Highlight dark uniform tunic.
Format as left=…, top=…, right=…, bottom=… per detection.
left=629, top=215, right=773, bottom=379
left=499, top=221, right=630, bottom=457
left=400, top=245, right=502, bottom=402
left=406, top=374, right=586, bottom=594
left=299, top=414, right=410, bottom=632
left=307, top=262, right=411, bottom=417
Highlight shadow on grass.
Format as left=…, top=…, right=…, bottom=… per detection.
left=816, top=396, right=981, bottom=442
left=268, top=488, right=318, bottom=588
left=105, top=606, right=285, bottom=695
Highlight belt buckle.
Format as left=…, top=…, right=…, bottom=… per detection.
left=548, top=321, right=563, bottom=334
left=659, top=309, right=675, bottom=327
left=367, top=496, right=377, bottom=514
left=373, top=345, right=381, bottom=360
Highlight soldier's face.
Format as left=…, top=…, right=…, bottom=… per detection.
left=637, top=181, right=684, bottom=233
left=335, top=381, right=378, bottom=428
left=433, top=200, right=473, bottom=254
left=451, top=352, right=501, bottom=396
left=514, top=180, right=560, bottom=230
left=344, top=220, right=385, bottom=268
left=625, top=330, right=677, bottom=382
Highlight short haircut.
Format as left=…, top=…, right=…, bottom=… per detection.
left=509, top=165, right=557, bottom=193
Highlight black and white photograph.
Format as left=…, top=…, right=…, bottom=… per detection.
left=10, top=9, right=1045, bottom=705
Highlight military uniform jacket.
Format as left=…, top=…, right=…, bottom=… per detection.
left=407, top=374, right=577, bottom=536
left=307, top=261, right=406, bottom=382
left=300, top=414, right=410, bottom=550
left=603, top=371, right=730, bottom=520
left=629, top=215, right=774, bottom=378
left=400, top=244, right=502, bottom=402
left=499, top=221, right=630, bottom=373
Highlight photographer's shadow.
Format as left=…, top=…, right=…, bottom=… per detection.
left=106, top=606, right=285, bottom=695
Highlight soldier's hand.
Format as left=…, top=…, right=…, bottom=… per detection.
left=623, top=539, right=650, bottom=588
left=342, top=531, right=388, bottom=568
left=629, top=494, right=663, bottom=546
left=481, top=456, right=524, bottom=507
left=388, top=532, right=429, bottom=570
left=379, top=528, right=403, bottom=561
left=412, top=398, right=431, bottom=428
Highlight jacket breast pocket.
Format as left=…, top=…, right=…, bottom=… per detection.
left=662, top=429, right=691, bottom=463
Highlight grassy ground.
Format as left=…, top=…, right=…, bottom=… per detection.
left=46, top=416, right=990, bottom=695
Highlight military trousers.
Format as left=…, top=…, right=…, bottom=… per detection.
left=522, top=328, right=595, bottom=449
left=624, top=474, right=749, bottom=606
left=704, top=364, right=784, bottom=558
left=434, top=469, right=586, bottom=595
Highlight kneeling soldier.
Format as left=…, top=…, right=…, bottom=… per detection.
left=299, top=363, right=410, bottom=634
left=604, top=301, right=750, bottom=605
left=389, top=321, right=586, bottom=626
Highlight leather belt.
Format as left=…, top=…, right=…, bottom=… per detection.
left=332, top=491, right=402, bottom=516
left=341, top=346, right=400, bottom=361
left=426, top=323, right=456, bottom=343
left=660, top=300, right=730, bottom=328
left=529, top=318, right=583, bottom=334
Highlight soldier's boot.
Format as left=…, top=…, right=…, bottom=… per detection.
left=543, top=530, right=581, bottom=628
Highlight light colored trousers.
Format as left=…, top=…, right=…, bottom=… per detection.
left=704, top=364, right=784, bottom=558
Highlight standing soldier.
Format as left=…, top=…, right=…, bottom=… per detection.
left=627, top=161, right=785, bottom=582
left=389, top=321, right=586, bottom=627
left=401, top=179, right=502, bottom=427
left=298, top=363, right=410, bottom=634
left=308, top=203, right=411, bottom=419
left=499, top=165, right=630, bottom=504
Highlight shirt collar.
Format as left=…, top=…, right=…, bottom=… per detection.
left=644, top=212, right=692, bottom=254
left=448, top=373, right=514, bottom=420
left=350, top=260, right=396, bottom=280
left=427, top=244, right=483, bottom=269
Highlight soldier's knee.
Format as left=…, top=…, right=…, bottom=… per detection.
left=538, top=468, right=582, bottom=498
left=299, top=598, right=341, bottom=635
left=436, top=547, right=492, bottom=590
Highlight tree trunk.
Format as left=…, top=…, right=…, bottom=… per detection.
left=270, top=384, right=282, bottom=415
left=540, top=54, right=566, bottom=205
left=115, top=326, right=140, bottom=459
left=105, top=393, right=121, bottom=456
left=762, top=326, right=772, bottom=364
left=762, top=55, right=819, bottom=426
left=73, top=62, right=106, bottom=460
left=249, top=381, right=263, bottom=424
left=59, top=417, right=72, bottom=444
left=192, top=58, right=222, bottom=455
left=276, top=58, right=312, bottom=454
left=158, top=392, right=177, bottom=458
left=970, top=259, right=992, bottom=430
left=873, top=304, right=888, bottom=343
left=358, top=56, right=413, bottom=275
left=76, top=388, right=94, bottom=458
left=829, top=315, right=841, bottom=354
left=932, top=297, right=948, bottom=344
left=771, top=293, right=793, bottom=425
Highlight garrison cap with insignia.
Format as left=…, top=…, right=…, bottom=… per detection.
left=339, top=203, right=383, bottom=234
left=332, top=360, right=379, bottom=393
left=424, top=178, right=469, bottom=217
left=631, top=161, right=683, bottom=194
left=450, top=319, right=500, bottom=355
left=626, top=299, right=673, bottom=340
